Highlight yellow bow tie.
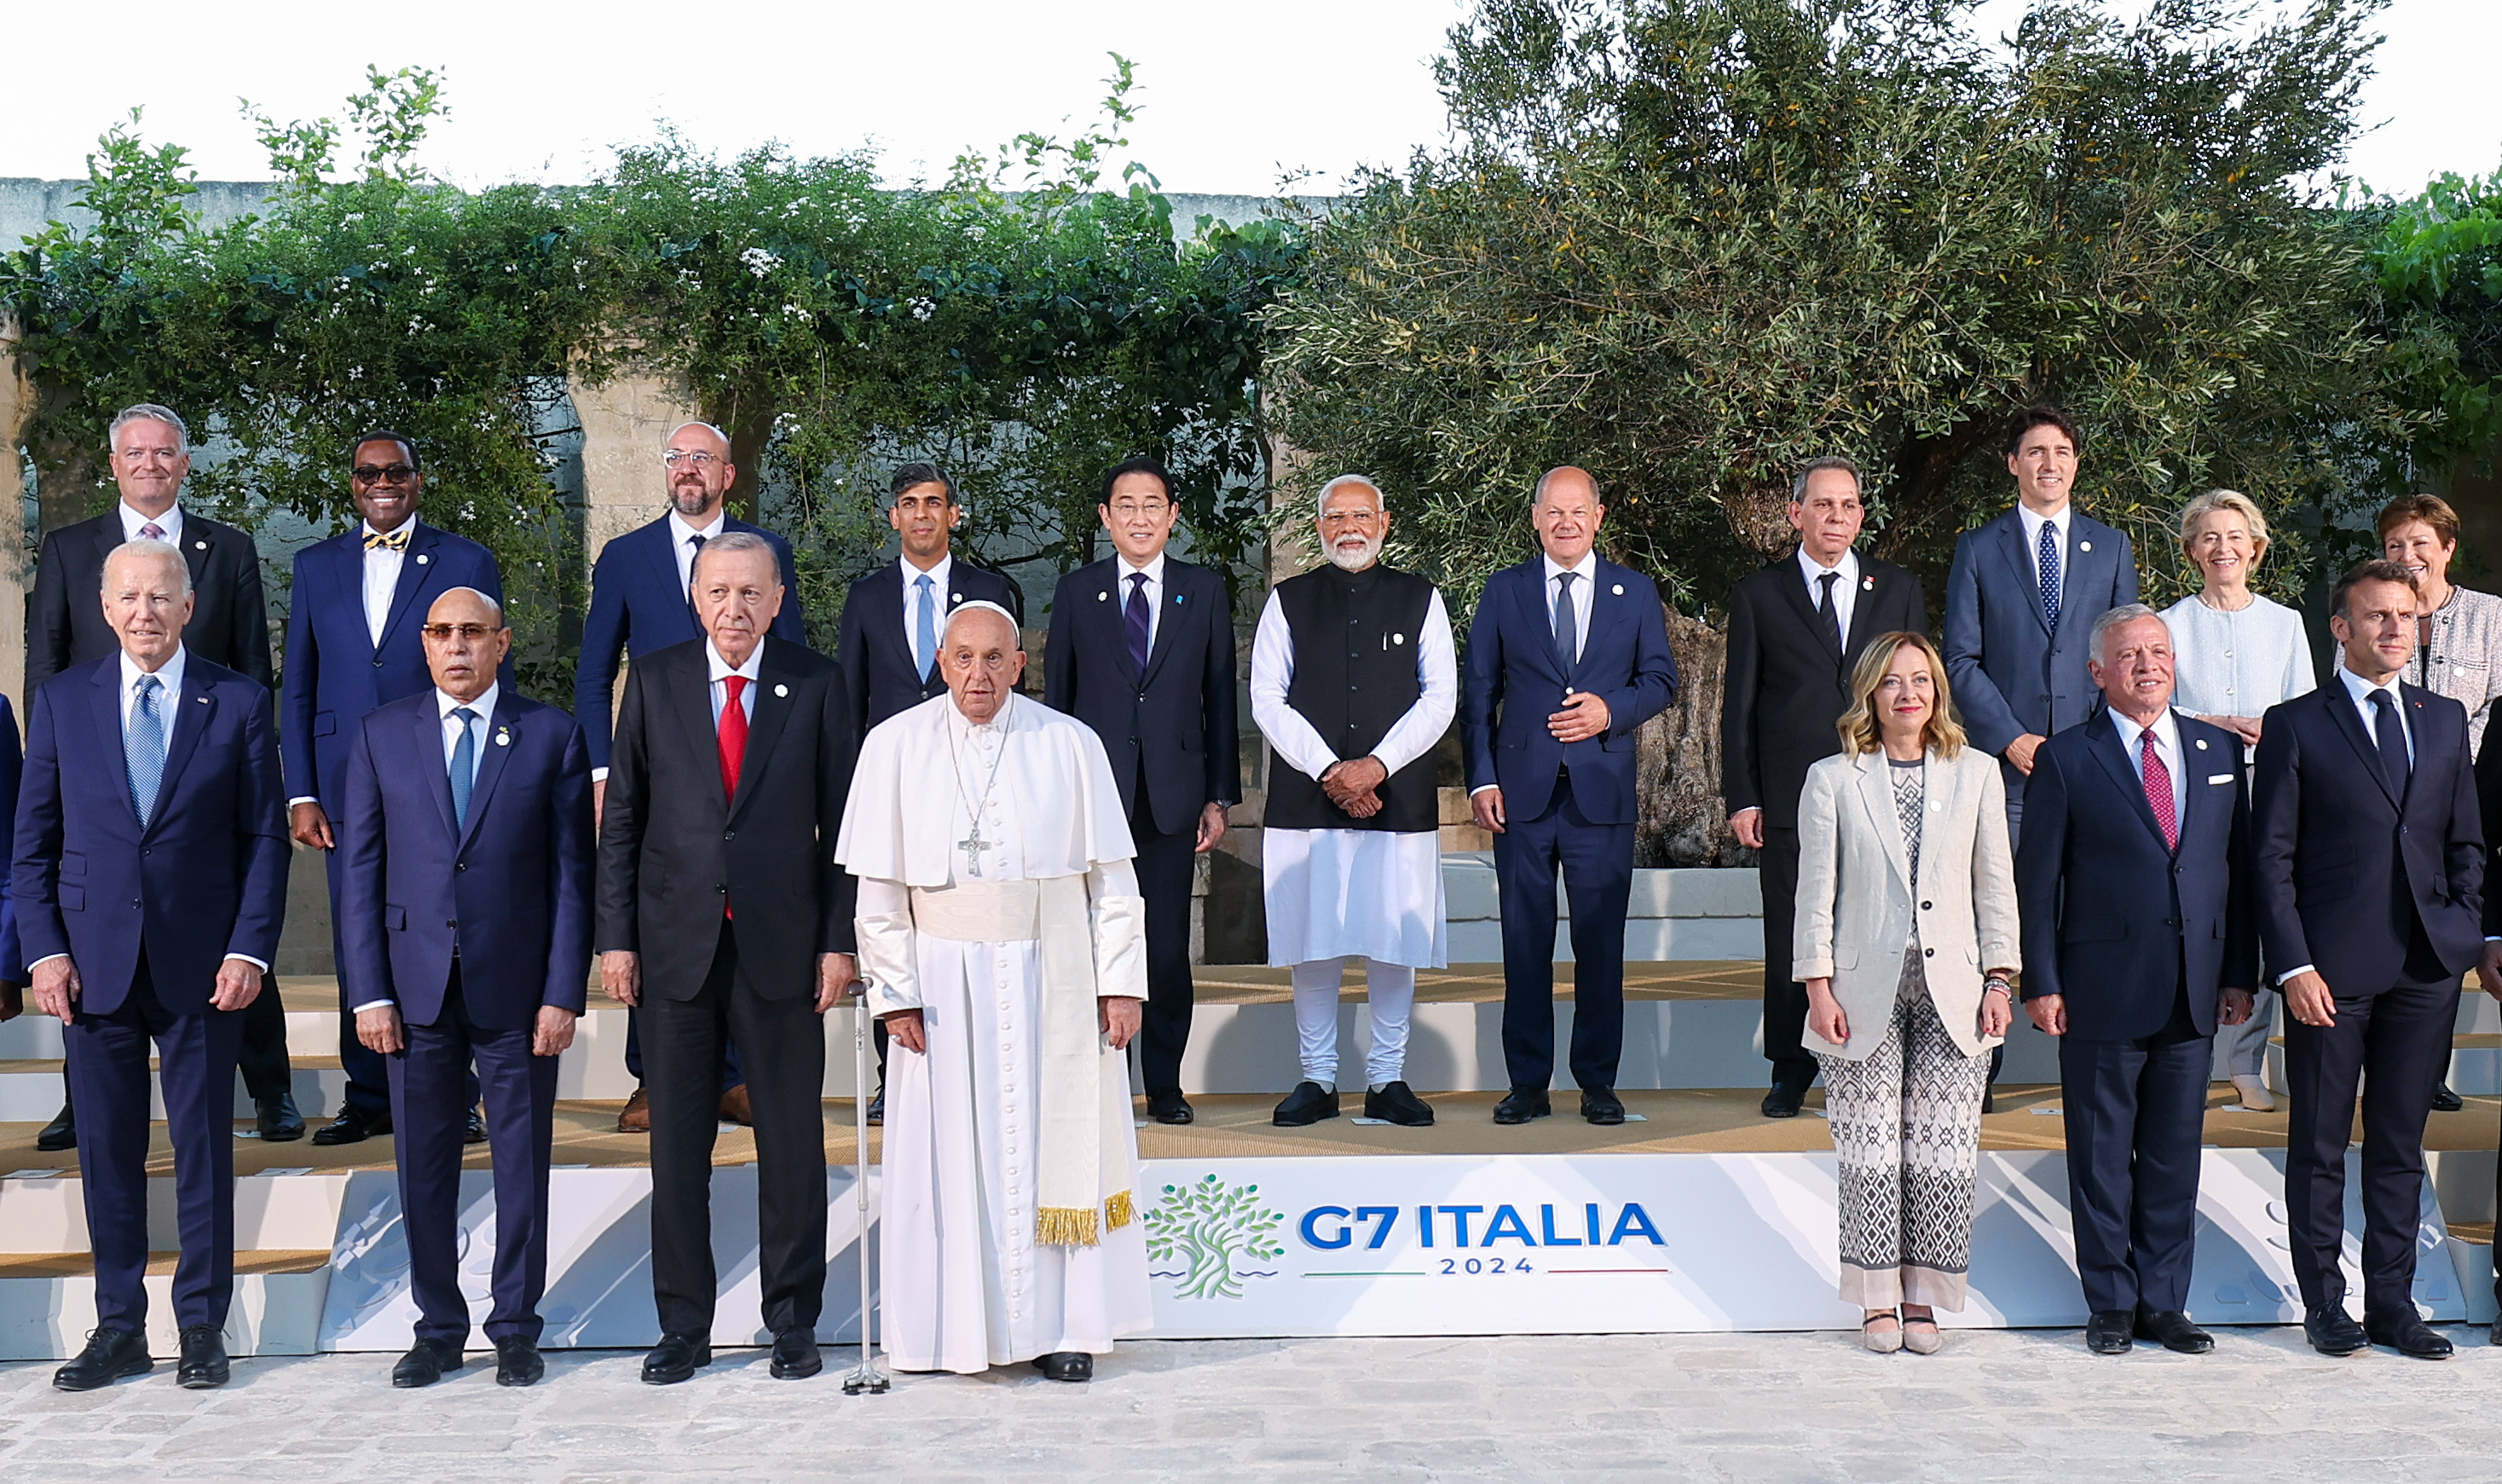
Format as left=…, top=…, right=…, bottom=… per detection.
left=363, top=526, right=411, bottom=552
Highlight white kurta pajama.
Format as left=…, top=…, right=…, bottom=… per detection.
left=1250, top=586, right=1458, bottom=1087
left=838, top=692, right=1153, bottom=1374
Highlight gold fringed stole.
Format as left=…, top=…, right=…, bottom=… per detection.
left=906, top=874, right=1122, bottom=1249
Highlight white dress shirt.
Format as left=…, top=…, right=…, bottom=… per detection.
left=1795, top=546, right=1860, bottom=644
left=118, top=502, right=184, bottom=547
left=438, top=682, right=499, bottom=789
left=900, top=552, right=955, bottom=676
left=361, top=519, right=414, bottom=648
left=33, top=645, right=266, bottom=976
left=2107, top=707, right=2186, bottom=822
left=668, top=509, right=727, bottom=596
left=708, top=640, right=764, bottom=726
left=2280, top=665, right=2426, bottom=984
left=2016, top=503, right=2068, bottom=609
left=1540, top=551, right=1598, bottom=663
left=1113, top=551, right=1167, bottom=650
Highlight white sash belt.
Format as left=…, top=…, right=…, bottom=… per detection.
left=907, top=880, right=1041, bottom=943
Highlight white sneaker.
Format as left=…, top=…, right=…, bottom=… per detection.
left=2231, top=1074, right=2275, bottom=1112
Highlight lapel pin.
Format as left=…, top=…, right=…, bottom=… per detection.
left=951, top=592, right=961, bottom=603
left=775, top=684, right=789, bottom=698
left=195, top=540, right=208, bottom=551
left=2195, top=738, right=2208, bottom=750
left=1611, top=583, right=1624, bottom=596
left=416, top=553, right=430, bottom=565
left=197, top=695, right=210, bottom=705
left=1394, top=632, right=1407, bottom=645
left=1175, top=592, right=1185, bottom=603
left=494, top=730, right=511, bottom=747
left=1862, top=575, right=1875, bottom=591
left=2079, top=540, right=2092, bottom=552
left=1097, top=591, right=1107, bottom=602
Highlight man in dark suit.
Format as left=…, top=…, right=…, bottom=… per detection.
left=1943, top=405, right=2141, bottom=843
left=832, top=461, right=1015, bottom=1120
left=17, top=539, right=289, bottom=1392
left=1043, top=454, right=1239, bottom=1125
left=2255, top=559, right=2484, bottom=1360
left=26, top=403, right=297, bottom=1152
left=283, top=430, right=507, bottom=1146
left=574, top=419, right=801, bottom=1133
left=339, top=586, right=593, bottom=1389
left=1721, top=456, right=1927, bottom=1117
left=598, top=532, right=859, bottom=1386
left=2016, top=603, right=2257, bottom=1357
left=1461, top=467, right=1679, bottom=1127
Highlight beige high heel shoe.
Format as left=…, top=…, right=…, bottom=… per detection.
left=1860, top=1309, right=1904, bottom=1354
left=2231, top=1074, right=2275, bottom=1112
left=1902, top=1315, right=1944, bottom=1354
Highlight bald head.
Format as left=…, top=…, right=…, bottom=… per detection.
left=422, top=586, right=511, bottom=704
left=939, top=603, right=1025, bottom=725
left=1530, top=465, right=1603, bottom=565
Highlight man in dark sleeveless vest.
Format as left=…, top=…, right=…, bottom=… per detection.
left=1250, top=475, right=1456, bottom=1129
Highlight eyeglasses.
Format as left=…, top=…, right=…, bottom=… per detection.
left=352, top=464, right=418, bottom=486
left=419, top=623, right=500, bottom=641
left=1107, top=499, right=1171, bottom=518
left=662, top=450, right=720, bottom=468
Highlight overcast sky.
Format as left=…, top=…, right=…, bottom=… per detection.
left=5, top=0, right=2492, bottom=199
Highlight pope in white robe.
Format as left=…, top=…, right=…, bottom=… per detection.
left=835, top=602, right=1153, bottom=1381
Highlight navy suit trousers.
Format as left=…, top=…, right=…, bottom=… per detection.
left=66, top=959, right=243, bottom=1333
left=2057, top=985, right=2210, bottom=1314
left=385, top=968, right=559, bottom=1344
left=1131, top=773, right=1199, bottom=1096
left=1496, top=779, right=1634, bottom=1091
left=326, top=843, right=478, bottom=1117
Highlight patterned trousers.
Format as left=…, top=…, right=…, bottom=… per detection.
left=1816, top=946, right=1992, bottom=1310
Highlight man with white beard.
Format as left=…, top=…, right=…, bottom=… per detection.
left=837, top=602, right=1153, bottom=1382
left=1251, top=475, right=1458, bottom=1129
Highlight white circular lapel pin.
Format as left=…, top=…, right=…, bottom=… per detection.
left=775, top=684, right=789, bottom=697
left=195, top=540, right=208, bottom=551
left=494, top=730, right=511, bottom=747
left=2195, top=738, right=2208, bottom=750
left=1394, top=633, right=1407, bottom=645
left=416, top=553, right=430, bottom=565
left=1862, top=575, right=1875, bottom=591
left=1096, top=591, right=1107, bottom=602
left=2080, top=541, right=2092, bottom=552
left=1611, top=584, right=1624, bottom=595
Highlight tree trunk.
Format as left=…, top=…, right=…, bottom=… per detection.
left=1635, top=609, right=1749, bottom=868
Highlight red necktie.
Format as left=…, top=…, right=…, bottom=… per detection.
left=2140, top=730, right=2177, bottom=852
left=719, top=675, right=748, bottom=918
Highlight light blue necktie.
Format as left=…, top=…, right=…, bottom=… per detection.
left=448, top=707, right=480, bottom=829
left=914, top=573, right=938, bottom=682
left=2037, top=518, right=2062, bottom=630
left=125, top=673, right=165, bottom=828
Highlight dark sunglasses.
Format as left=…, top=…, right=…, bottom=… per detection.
left=352, top=464, right=419, bottom=486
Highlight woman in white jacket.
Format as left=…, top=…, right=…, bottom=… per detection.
left=1793, top=631, right=2020, bottom=1354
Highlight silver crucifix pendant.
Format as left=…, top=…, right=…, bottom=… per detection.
left=959, top=832, right=990, bottom=875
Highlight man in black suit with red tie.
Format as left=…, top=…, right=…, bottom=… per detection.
left=2255, top=558, right=2485, bottom=1360
left=1720, top=457, right=1926, bottom=1117
left=1043, top=455, right=1239, bottom=1124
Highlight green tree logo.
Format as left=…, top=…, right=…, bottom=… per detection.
left=1142, top=1174, right=1286, bottom=1299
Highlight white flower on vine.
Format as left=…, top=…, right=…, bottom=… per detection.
left=742, top=246, right=779, bottom=276
left=910, top=297, right=935, bottom=321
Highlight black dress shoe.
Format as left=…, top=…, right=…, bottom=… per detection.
left=1493, top=1088, right=1551, bottom=1125
left=2366, top=1313, right=2455, bottom=1360
left=312, top=1105, right=391, bottom=1146
left=1581, top=1087, right=1626, bottom=1125
left=2432, top=1082, right=2465, bottom=1112
left=2134, top=1309, right=2213, bottom=1354
left=2303, top=1307, right=2370, bottom=1356
left=641, top=1333, right=711, bottom=1384
left=1031, top=1351, right=1093, bottom=1382
left=391, top=1337, right=465, bottom=1389
left=53, top=1327, right=151, bottom=1391
left=494, top=1336, right=544, bottom=1387
left=2488, top=1319, right=2502, bottom=1348
left=1760, top=1084, right=1805, bottom=1119
left=1146, top=1089, right=1194, bottom=1125
left=1272, top=1081, right=1339, bottom=1127
left=255, top=1092, right=306, bottom=1142
left=465, top=1108, right=488, bottom=1145
left=1365, top=1081, right=1435, bottom=1127
left=2083, top=1309, right=2135, bottom=1354
left=866, top=1090, right=885, bottom=1127
left=36, top=1103, right=76, bottom=1153
left=770, top=1329, right=822, bottom=1379
left=176, top=1325, right=230, bottom=1389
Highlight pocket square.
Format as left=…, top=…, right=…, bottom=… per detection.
left=2207, top=774, right=2233, bottom=784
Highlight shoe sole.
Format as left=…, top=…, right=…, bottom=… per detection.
left=54, top=1359, right=152, bottom=1392
left=770, top=1360, right=823, bottom=1380
left=1272, top=1107, right=1339, bottom=1128
left=497, top=1370, right=542, bottom=1387
left=177, top=1369, right=230, bottom=1389
left=642, top=1353, right=713, bottom=1384
left=1493, top=1107, right=1551, bottom=1125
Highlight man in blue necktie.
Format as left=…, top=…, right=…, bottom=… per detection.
left=19, top=540, right=288, bottom=1392
left=338, top=587, right=594, bottom=1388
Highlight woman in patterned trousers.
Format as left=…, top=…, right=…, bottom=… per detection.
left=1791, top=632, right=2020, bottom=1354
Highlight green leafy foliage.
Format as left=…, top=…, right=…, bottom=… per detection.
left=1141, top=1174, right=1287, bottom=1300
left=2366, top=169, right=2502, bottom=500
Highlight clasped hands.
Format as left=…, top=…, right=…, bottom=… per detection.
left=1320, top=756, right=1390, bottom=818
left=881, top=996, right=1141, bottom=1055
left=33, top=955, right=263, bottom=1025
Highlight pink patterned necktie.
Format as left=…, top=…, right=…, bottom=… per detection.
left=140, top=522, right=165, bottom=540
left=2141, top=730, right=2177, bottom=851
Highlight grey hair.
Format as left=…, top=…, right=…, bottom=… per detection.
left=103, top=538, right=193, bottom=597
left=2089, top=602, right=2167, bottom=664
left=434, top=586, right=506, bottom=626
left=666, top=420, right=731, bottom=450
left=689, top=529, right=778, bottom=586
left=1315, top=474, right=1384, bottom=518
left=109, top=404, right=190, bottom=455
left=1790, top=456, right=1863, bottom=504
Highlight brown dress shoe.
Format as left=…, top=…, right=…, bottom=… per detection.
left=617, top=1087, right=652, bottom=1134
left=718, top=1084, right=754, bottom=1126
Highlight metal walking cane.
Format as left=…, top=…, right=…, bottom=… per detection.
left=842, top=980, right=889, bottom=1394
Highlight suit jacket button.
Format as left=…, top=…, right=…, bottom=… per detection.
left=1923, top=947, right=1934, bottom=957
left=1137, top=693, right=1147, bottom=704
left=372, top=656, right=384, bottom=667
left=724, top=830, right=735, bottom=840
left=446, top=919, right=457, bottom=928
left=141, top=847, right=151, bottom=856
left=455, top=863, right=467, bottom=872
left=1920, top=900, right=1932, bottom=910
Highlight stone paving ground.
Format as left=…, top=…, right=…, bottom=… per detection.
left=5, top=1325, right=2501, bottom=1482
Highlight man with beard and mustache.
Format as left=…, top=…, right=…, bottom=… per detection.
left=575, top=421, right=805, bottom=1133
left=1251, top=475, right=1457, bottom=1129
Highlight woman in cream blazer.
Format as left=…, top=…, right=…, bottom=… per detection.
left=1791, top=631, right=2019, bottom=1354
